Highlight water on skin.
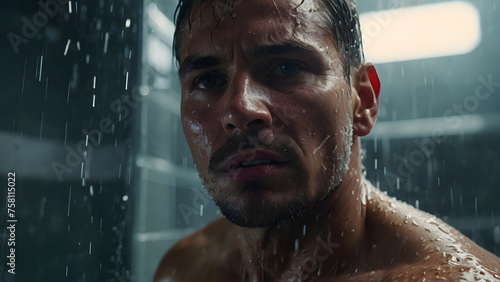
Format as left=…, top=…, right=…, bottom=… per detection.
left=439, top=221, right=495, bottom=279
left=362, top=187, right=500, bottom=280
left=189, top=120, right=212, bottom=158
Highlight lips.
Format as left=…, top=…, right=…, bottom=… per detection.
left=224, top=150, right=287, bottom=170
left=221, top=150, right=289, bottom=181
left=238, top=159, right=274, bottom=167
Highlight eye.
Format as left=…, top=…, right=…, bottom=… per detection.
left=194, top=74, right=226, bottom=90
left=271, top=61, right=301, bottom=76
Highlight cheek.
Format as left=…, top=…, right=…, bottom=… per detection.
left=182, top=115, right=215, bottom=169
left=296, top=89, right=350, bottom=132
left=291, top=88, right=352, bottom=162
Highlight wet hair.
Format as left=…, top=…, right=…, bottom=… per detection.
left=172, top=0, right=364, bottom=81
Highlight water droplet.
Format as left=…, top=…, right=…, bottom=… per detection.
left=438, top=224, right=450, bottom=234
left=313, top=135, right=330, bottom=155
left=404, top=214, right=411, bottom=224
left=360, top=184, right=367, bottom=206
left=103, top=32, right=109, bottom=54
left=426, top=217, right=438, bottom=225
left=125, top=71, right=129, bottom=90
left=64, top=39, right=71, bottom=56
left=448, top=254, right=458, bottom=263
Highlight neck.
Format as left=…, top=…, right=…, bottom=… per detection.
left=237, top=138, right=369, bottom=281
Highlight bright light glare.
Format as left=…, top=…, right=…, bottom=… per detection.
left=147, top=3, right=175, bottom=47
left=148, top=36, right=172, bottom=74
left=360, top=1, right=481, bottom=64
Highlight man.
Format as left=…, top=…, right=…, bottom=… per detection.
left=155, top=0, right=500, bottom=280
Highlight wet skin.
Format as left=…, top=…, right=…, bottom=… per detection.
left=156, top=185, right=500, bottom=281
left=154, top=0, right=500, bottom=281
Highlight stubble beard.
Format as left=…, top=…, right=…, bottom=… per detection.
left=200, top=128, right=353, bottom=228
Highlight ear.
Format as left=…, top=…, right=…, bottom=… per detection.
left=352, top=62, right=381, bottom=137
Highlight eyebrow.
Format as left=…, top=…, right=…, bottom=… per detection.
left=179, top=56, right=223, bottom=78
left=178, top=41, right=318, bottom=78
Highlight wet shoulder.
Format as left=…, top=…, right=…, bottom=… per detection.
left=365, top=186, right=500, bottom=280
left=153, top=217, right=242, bottom=282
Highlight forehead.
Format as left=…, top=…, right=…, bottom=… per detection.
left=178, top=0, right=333, bottom=62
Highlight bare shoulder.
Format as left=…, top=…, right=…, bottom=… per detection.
left=153, top=217, right=242, bottom=282
left=365, top=186, right=500, bottom=280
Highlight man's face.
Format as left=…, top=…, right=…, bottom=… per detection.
left=178, top=0, right=355, bottom=227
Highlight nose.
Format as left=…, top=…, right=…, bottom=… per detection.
left=221, top=76, right=272, bottom=135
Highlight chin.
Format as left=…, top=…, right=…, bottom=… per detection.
left=218, top=198, right=309, bottom=228
left=212, top=182, right=326, bottom=228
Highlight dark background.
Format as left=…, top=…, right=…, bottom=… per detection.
left=0, top=0, right=141, bottom=281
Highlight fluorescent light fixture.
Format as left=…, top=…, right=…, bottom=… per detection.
left=147, top=3, right=175, bottom=47
left=360, top=1, right=481, bottom=64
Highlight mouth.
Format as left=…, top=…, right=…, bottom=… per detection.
left=222, top=150, right=289, bottom=181
left=232, top=159, right=275, bottom=169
